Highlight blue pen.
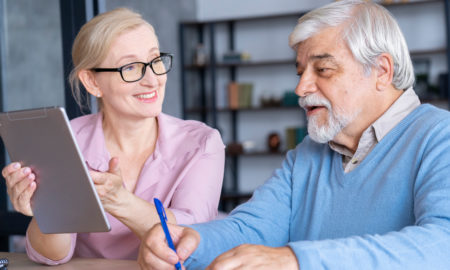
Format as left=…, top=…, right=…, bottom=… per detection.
left=154, top=198, right=182, bottom=270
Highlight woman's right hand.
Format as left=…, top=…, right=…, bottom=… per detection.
left=1, top=162, right=36, bottom=216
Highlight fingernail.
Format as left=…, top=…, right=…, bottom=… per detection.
left=23, top=167, right=31, bottom=174
left=178, top=248, right=187, bottom=259
left=13, top=163, right=20, bottom=169
left=169, top=255, right=178, bottom=263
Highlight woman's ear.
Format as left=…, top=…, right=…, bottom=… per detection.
left=78, top=69, right=103, bottom=97
left=375, top=53, right=394, bottom=91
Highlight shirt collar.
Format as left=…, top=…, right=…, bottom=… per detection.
left=371, top=87, right=421, bottom=142
left=329, top=87, right=421, bottom=155
left=83, top=112, right=171, bottom=172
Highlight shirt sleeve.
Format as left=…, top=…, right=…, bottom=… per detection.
left=25, top=232, right=77, bottom=265
left=168, top=129, right=225, bottom=224
left=184, top=149, right=297, bottom=269
left=288, top=119, right=450, bottom=270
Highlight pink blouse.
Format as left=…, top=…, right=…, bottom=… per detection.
left=26, top=112, right=225, bottom=265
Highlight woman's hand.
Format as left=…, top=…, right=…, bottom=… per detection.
left=1, top=162, right=36, bottom=216
left=89, top=157, right=129, bottom=215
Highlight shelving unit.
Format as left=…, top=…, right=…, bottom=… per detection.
left=179, top=0, right=450, bottom=212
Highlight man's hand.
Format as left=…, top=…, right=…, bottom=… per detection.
left=138, top=223, right=200, bottom=270
left=206, top=244, right=299, bottom=270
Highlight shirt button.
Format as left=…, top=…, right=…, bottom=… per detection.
left=351, top=159, right=358, bottom=164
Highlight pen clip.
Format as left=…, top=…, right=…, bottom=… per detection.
left=154, top=198, right=168, bottom=221
left=161, top=205, right=168, bottom=221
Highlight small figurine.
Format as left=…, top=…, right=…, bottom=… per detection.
left=267, top=132, right=281, bottom=152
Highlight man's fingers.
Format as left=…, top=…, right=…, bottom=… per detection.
left=139, top=244, right=178, bottom=270
left=174, top=226, right=200, bottom=261
left=139, top=224, right=180, bottom=269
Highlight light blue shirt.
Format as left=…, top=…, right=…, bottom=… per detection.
left=186, top=104, right=450, bottom=269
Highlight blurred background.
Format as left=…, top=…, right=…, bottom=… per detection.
left=0, top=0, right=448, bottom=252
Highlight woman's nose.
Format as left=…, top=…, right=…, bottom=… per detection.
left=140, top=65, right=159, bottom=86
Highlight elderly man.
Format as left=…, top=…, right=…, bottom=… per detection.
left=138, top=0, right=450, bottom=269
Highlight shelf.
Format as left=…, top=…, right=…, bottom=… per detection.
left=381, top=0, right=442, bottom=8
left=220, top=191, right=253, bottom=201
left=185, top=59, right=295, bottom=69
left=227, top=150, right=288, bottom=157
left=219, top=106, right=301, bottom=112
left=186, top=106, right=301, bottom=114
left=410, top=48, right=446, bottom=56
left=184, top=47, right=446, bottom=70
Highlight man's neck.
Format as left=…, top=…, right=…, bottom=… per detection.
left=331, top=87, right=404, bottom=153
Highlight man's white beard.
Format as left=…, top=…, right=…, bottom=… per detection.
left=299, top=94, right=356, bottom=143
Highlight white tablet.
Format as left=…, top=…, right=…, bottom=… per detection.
left=0, top=107, right=110, bottom=233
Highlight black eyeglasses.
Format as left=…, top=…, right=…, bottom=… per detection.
left=92, top=53, right=173, bottom=83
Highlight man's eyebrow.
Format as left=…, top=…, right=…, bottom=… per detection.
left=296, top=53, right=335, bottom=68
left=310, top=53, right=334, bottom=60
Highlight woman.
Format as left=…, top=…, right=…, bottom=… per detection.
left=1, top=7, right=224, bottom=265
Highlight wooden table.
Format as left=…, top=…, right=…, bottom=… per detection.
left=0, top=252, right=140, bottom=269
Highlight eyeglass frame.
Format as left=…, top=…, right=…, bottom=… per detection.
left=91, top=52, right=173, bottom=83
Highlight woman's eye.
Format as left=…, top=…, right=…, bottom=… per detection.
left=123, top=64, right=136, bottom=71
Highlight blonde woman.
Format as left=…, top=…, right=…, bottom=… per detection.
left=2, top=7, right=224, bottom=265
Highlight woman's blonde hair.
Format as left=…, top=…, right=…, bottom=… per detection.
left=69, top=7, right=156, bottom=110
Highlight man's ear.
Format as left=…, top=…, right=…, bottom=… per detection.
left=78, top=69, right=103, bottom=97
left=375, top=53, right=394, bottom=91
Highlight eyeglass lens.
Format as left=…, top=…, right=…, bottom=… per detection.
left=121, top=55, right=171, bottom=82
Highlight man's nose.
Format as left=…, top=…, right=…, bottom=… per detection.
left=295, top=70, right=317, bottom=97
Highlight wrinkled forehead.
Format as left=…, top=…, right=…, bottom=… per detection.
left=294, top=27, right=346, bottom=66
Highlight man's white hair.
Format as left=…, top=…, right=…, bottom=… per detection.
left=289, top=0, right=414, bottom=90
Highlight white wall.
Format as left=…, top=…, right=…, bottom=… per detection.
left=195, top=0, right=329, bottom=21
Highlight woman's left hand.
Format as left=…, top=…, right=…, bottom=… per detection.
left=90, top=157, right=129, bottom=214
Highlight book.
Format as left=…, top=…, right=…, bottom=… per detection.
left=238, top=83, right=253, bottom=108
left=228, top=81, right=239, bottom=109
